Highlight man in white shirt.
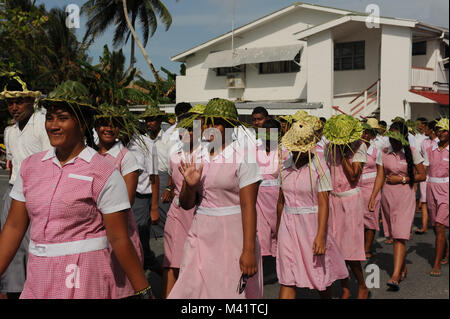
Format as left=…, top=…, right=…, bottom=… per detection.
left=0, top=77, right=51, bottom=298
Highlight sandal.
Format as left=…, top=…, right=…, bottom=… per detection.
left=387, top=280, right=400, bottom=291
left=384, top=239, right=393, bottom=244
left=429, top=269, right=442, bottom=277
left=415, top=229, right=427, bottom=235
left=441, top=257, right=448, bottom=265
left=365, top=251, right=373, bottom=259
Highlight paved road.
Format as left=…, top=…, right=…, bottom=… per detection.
left=1, top=169, right=448, bottom=299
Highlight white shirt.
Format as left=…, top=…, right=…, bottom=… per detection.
left=10, top=147, right=130, bottom=214
left=105, top=142, right=140, bottom=176
left=415, top=133, right=427, bottom=151
left=6, top=109, right=52, bottom=185
left=127, top=135, right=159, bottom=194
left=151, top=130, right=171, bottom=173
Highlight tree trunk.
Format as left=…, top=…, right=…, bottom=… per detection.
left=122, top=0, right=163, bottom=83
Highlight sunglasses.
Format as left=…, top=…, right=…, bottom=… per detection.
left=237, top=274, right=249, bottom=295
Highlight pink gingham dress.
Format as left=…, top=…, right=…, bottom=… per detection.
left=168, top=141, right=264, bottom=299
left=10, top=147, right=132, bottom=299
left=378, top=146, right=424, bottom=239
left=102, top=142, right=143, bottom=298
left=359, top=144, right=381, bottom=231
left=277, top=154, right=348, bottom=291
left=425, top=144, right=449, bottom=228
left=254, top=141, right=280, bottom=257
left=162, top=149, right=197, bottom=268
left=327, top=141, right=367, bottom=261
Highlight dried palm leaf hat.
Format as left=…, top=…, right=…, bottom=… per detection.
left=392, top=116, right=406, bottom=124
left=305, top=115, right=323, bottom=133
left=39, top=80, right=94, bottom=123
left=190, top=104, right=206, bottom=115
left=366, top=118, right=381, bottom=129
left=436, top=117, right=449, bottom=131
left=291, top=110, right=309, bottom=122
left=177, top=104, right=206, bottom=130
left=385, top=129, right=409, bottom=146
left=406, top=119, right=419, bottom=134
left=94, top=104, right=140, bottom=141
left=138, top=104, right=167, bottom=120
left=281, top=120, right=317, bottom=153
left=323, top=114, right=363, bottom=146
left=0, top=72, right=41, bottom=100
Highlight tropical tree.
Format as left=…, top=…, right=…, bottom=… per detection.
left=82, top=0, right=174, bottom=73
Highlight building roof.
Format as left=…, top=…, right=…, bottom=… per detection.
left=171, top=2, right=354, bottom=62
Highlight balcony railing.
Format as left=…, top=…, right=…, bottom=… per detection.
left=411, top=66, right=435, bottom=90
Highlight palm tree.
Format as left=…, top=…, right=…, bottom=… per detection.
left=82, top=0, right=173, bottom=73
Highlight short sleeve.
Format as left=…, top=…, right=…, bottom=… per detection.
left=121, top=151, right=140, bottom=176
left=237, top=151, right=263, bottom=189
left=422, top=149, right=429, bottom=166
left=412, top=147, right=424, bottom=165
left=352, top=142, right=367, bottom=163
left=10, top=172, right=25, bottom=202
left=376, top=151, right=383, bottom=166
left=317, top=168, right=333, bottom=193
left=151, top=143, right=159, bottom=175
left=97, top=169, right=131, bottom=214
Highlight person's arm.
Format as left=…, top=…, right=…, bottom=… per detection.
left=276, top=189, right=284, bottom=237
left=0, top=200, right=29, bottom=276
left=313, top=191, right=329, bottom=256
left=368, top=164, right=385, bottom=211
left=102, top=211, right=149, bottom=294
left=123, top=171, right=138, bottom=206
left=150, top=174, right=160, bottom=224
left=161, top=175, right=174, bottom=203
left=342, top=156, right=364, bottom=183
left=239, top=183, right=259, bottom=278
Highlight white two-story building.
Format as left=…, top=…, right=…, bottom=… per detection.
left=169, top=2, right=449, bottom=122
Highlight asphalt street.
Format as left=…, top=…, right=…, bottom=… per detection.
left=0, top=169, right=448, bottom=299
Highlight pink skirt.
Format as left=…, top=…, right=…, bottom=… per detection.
left=276, top=210, right=349, bottom=291
left=168, top=212, right=263, bottom=299
left=163, top=200, right=195, bottom=268
left=360, top=178, right=381, bottom=231
left=427, top=182, right=449, bottom=228
left=21, top=248, right=119, bottom=299
left=329, top=191, right=366, bottom=261
left=381, top=184, right=415, bottom=240
left=256, top=186, right=279, bottom=257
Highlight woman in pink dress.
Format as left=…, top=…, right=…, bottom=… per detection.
left=255, top=119, right=281, bottom=259
left=276, top=121, right=348, bottom=299
left=369, top=121, right=426, bottom=290
left=425, top=118, right=449, bottom=277
left=0, top=87, right=151, bottom=299
left=324, top=115, right=370, bottom=299
left=94, top=106, right=145, bottom=298
left=360, top=124, right=382, bottom=259
left=161, top=110, right=203, bottom=298
left=168, top=99, right=263, bottom=299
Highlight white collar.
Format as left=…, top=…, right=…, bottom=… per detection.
left=367, top=143, right=375, bottom=155
left=432, top=143, right=449, bottom=151
left=41, top=146, right=97, bottom=165
left=105, top=142, right=123, bottom=158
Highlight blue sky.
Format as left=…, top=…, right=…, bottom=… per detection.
left=36, top=0, right=449, bottom=81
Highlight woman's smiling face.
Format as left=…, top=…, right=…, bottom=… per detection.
left=45, top=106, right=85, bottom=149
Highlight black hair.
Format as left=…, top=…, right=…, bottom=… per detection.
left=252, top=106, right=269, bottom=117
left=379, top=120, right=387, bottom=127
left=175, top=102, right=192, bottom=117
left=319, top=117, right=327, bottom=124
left=389, top=121, right=415, bottom=187
left=262, top=118, right=281, bottom=130
left=427, top=120, right=437, bottom=131
left=205, top=117, right=235, bottom=129
left=417, top=117, right=428, bottom=123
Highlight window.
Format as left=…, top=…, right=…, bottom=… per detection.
left=412, top=41, right=427, bottom=56
left=259, top=52, right=301, bottom=74
left=215, top=65, right=245, bottom=76
left=334, top=41, right=365, bottom=71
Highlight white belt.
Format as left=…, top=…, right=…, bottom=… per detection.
left=362, top=171, right=377, bottom=180
left=428, top=177, right=449, bottom=183
left=173, top=196, right=180, bottom=206
left=29, top=236, right=109, bottom=257
left=331, top=187, right=361, bottom=198
left=196, top=205, right=241, bottom=217
left=285, top=206, right=318, bottom=215
left=260, top=179, right=280, bottom=187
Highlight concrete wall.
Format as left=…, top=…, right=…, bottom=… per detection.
left=176, top=8, right=341, bottom=105
left=379, top=25, right=412, bottom=123
left=306, top=30, right=334, bottom=118
left=410, top=102, right=445, bottom=120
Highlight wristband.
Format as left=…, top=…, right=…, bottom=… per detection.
left=135, top=286, right=153, bottom=299
left=402, top=176, right=407, bottom=184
